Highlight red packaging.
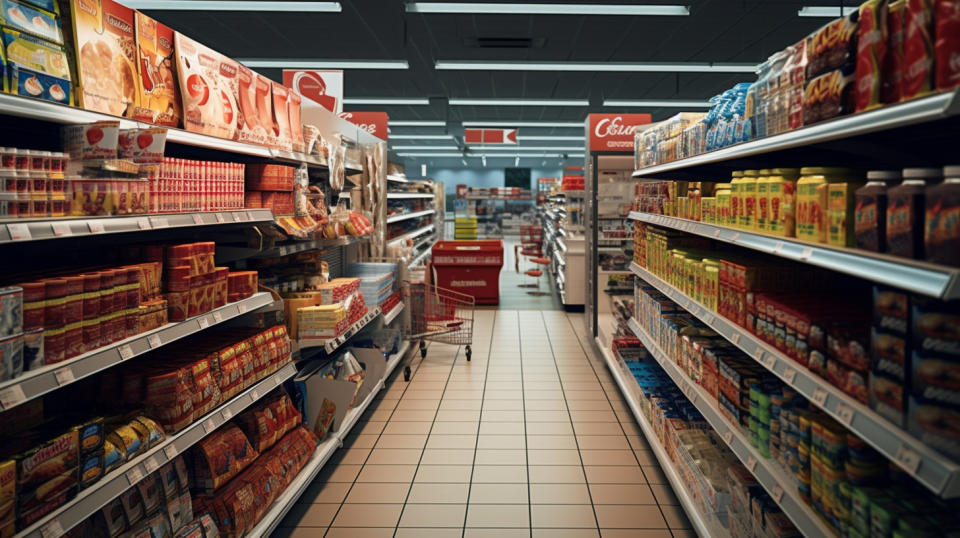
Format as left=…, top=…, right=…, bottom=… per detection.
left=902, top=0, right=935, bottom=99
left=935, top=0, right=960, bottom=90
left=856, top=0, right=889, bottom=112
left=245, top=191, right=262, bottom=208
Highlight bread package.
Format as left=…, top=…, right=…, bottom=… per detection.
left=65, top=0, right=138, bottom=116
left=133, top=12, right=181, bottom=127
left=174, top=32, right=238, bottom=140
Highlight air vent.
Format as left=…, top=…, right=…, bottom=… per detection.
left=463, top=37, right=547, bottom=49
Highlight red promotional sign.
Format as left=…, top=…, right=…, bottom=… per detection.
left=588, top=113, right=652, bottom=152
left=464, top=128, right=517, bottom=144
left=283, top=70, right=343, bottom=114
left=339, top=111, right=389, bottom=140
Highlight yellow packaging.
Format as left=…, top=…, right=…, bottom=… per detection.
left=729, top=171, right=744, bottom=228
left=827, top=182, right=863, bottom=247
left=714, top=183, right=732, bottom=227
left=797, top=168, right=854, bottom=243
left=703, top=261, right=719, bottom=311
left=756, top=169, right=772, bottom=232
left=739, top=170, right=758, bottom=229
left=768, top=168, right=800, bottom=236
left=0, top=459, right=13, bottom=538
left=701, top=197, right=717, bottom=224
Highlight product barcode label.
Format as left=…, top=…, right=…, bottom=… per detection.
left=88, top=221, right=105, bottom=234
left=198, top=317, right=210, bottom=330
left=40, top=520, right=63, bottom=538
left=52, top=222, right=72, bottom=237
left=54, top=368, right=75, bottom=386
left=232, top=213, right=242, bottom=222
left=783, top=368, right=797, bottom=384
left=251, top=389, right=261, bottom=401
left=896, top=445, right=922, bottom=474
left=148, top=334, right=162, bottom=349
left=144, top=456, right=160, bottom=474
left=164, top=445, right=178, bottom=460
left=193, top=214, right=204, bottom=225
left=215, top=213, right=226, bottom=223
left=7, top=223, right=30, bottom=241
left=119, top=344, right=134, bottom=360
left=731, top=232, right=741, bottom=242
left=812, top=387, right=828, bottom=406
left=137, top=218, right=151, bottom=230
left=714, top=229, right=721, bottom=238
left=836, top=403, right=855, bottom=425
left=237, top=303, right=248, bottom=314
left=126, top=466, right=144, bottom=485
left=0, top=385, right=26, bottom=409
left=771, top=484, right=785, bottom=503
left=246, top=211, right=255, bottom=221
left=703, top=313, right=715, bottom=325
left=730, top=333, right=740, bottom=345
left=213, top=311, right=224, bottom=323
left=274, top=375, right=283, bottom=386
left=746, top=456, right=758, bottom=472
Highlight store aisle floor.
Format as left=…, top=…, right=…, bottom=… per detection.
left=275, top=310, right=694, bottom=537
left=495, top=240, right=564, bottom=311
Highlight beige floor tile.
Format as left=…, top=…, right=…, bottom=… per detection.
left=375, top=434, right=428, bottom=449
left=444, top=390, right=484, bottom=400
left=345, top=482, right=412, bottom=503
left=383, top=421, right=433, bottom=435
left=481, top=409, right=525, bottom=422
left=356, top=420, right=388, bottom=435
left=317, top=463, right=362, bottom=483
left=334, top=447, right=372, bottom=465
left=565, top=390, right=607, bottom=400
left=570, top=410, right=619, bottom=423
left=529, top=483, right=592, bottom=504
left=479, top=422, right=525, bottom=435
left=481, top=399, right=523, bottom=411
left=364, top=408, right=395, bottom=421
left=468, top=482, right=529, bottom=504
left=529, top=465, right=586, bottom=483
left=403, top=390, right=446, bottom=400
left=660, top=504, right=692, bottom=529
left=466, top=504, right=530, bottom=527
left=526, top=409, right=573, bottom=422
left=439, top=399, right=484, bottom=410
left=430, top=421, right=480, bottom=435
left=399, top=504, right=467, bottom=527
left=426, top=434, right=476, bottom=449
left=669, top=530, right=697, bottom=538
left=576, top=435, right=631, bottom=450
left=415, top=465, right=473, bottom=483
left=579, top=450, right=639, bottom=466
left=533, top=529, right=600, bottom=538
left=420, top=448, right=475, bottom=465
left=471, top=465, right=528, bottom=483
left=407, top=482, right=470, bottom=504
left=633, top=450, right=657, bottom=465
left=365, top=448, right=423, bottom=465
left=474, top=448, right=526, bottom=465
left=594, top=505, right=668, bottom=529
left=642, top=465, right=668, bottom=484
left=584, top=466, right=647, bottom=484
left=574, top=422, right=625, bottom=436
left=525, top=389, right=565, bottom=400
left=464, top=529, right=530, bottom=538
left=324, top=528, right=396, bottom=538
left=280, top=502, right=339, bottom=527
left=396, top=399, right=441, bottom=411
left=649, top=484, right=680, bottom=505
left=395, top=529, right=464, bottom=538
left=484, top=390, right=524, bottom=399
left=531, top=504, right=597, bottom=528
left=299, top=481, right=351, bottom=504
left=626, top=435, right=651, bottom=451
left=332, top=503, right=403, bottom=527
left=435, top=409, right=481, bottom=422
left=524, top=399, right=568, bottom=411
left=356, top=464, right=418, bottom=483
left=527, top=449, right=581, bottom=465
left=588, top=484, right=657, bottom=505
left=527, top=421, right=575, bottom=435
left=391, top=409, right=440, bottom=422
left=599, top=530, right=672, bottom=538
left=528, top=435, right=578, bottom=450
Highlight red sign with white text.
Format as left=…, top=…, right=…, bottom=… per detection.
left=339, top=111, right=389, bottom=140
left=464, top=128, right=517, bottom=144
left=283, top=70, right=343, bottom=114
left=588, top=113, right=651, bottom=152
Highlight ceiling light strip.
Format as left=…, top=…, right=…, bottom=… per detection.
left=517, top=136, right=585, bottom=141
left=389, top=134, right=454, bottom=139
left=388, top=121, right=448, bottom=126
left=603, top=99, right=713, bottom=107
left=125, top=1, right=342, bottom=10
left=461, top=121, right=583, bottom=128
left=344, top=98, right=430, bottom=105
left=238, top=59, right=408, bottom=69
left=797, top=6, right=857, bottom=17
left=449, top=98, right=589, bottom=106
left=405, top=3, right=689, bottom=16
left=435, top=60, right=757, bottom=73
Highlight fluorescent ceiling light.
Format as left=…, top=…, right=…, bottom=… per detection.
left=389, top=120, right=447, bottom=126
left=603, top=99, right=713, bottom=107
left=450, top=98, right=588, bottom=106
left=462, top=121, right=583, bottom=128
left=398, top=153, right=465, bottom=157
left=124, top=1, right=341, bottom=10
left=406, top=3, right=689, bottom=16
left=398, top=152, right=581, bottom=158
left=343, top=98, right=430, bottom=105
left=389, top=134, right=454, bottom=139
left=798, top=6, right=857, bottom=17
left=391, top=145, right=460, bottom=150
left=468, top=146, right=583, bottom=151
left=239, top=59, right=408, bottom=69
left=436, top=60, right=757, bottom=73
left=518, top=135, right=585, bottom=141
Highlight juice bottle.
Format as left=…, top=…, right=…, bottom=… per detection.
left=740, top=170, right=759, bottom=230
left=797, top=168, right=852, bottom=243
left=689, top=182, right=702, bottom=221
left=730, top=171, right=745, bottom=228
left=756, top=169, right=772, bottom=233
left=768, top=168, right=801, bottom=237
left=855, top=170, right=900, bottom=251
left=828, top=178, right=865, bottom=247
left=924, top=166, right=960, bottom=266
left=888, top=167, right=940, bottom=259
left=715, top=183, right=732, bottom=227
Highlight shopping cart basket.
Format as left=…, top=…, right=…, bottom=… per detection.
left=403, top=282, right=475, bottom=381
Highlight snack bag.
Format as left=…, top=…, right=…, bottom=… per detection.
left=856, top=0, right=888, bottom=112
left=902, top=0, right=935, bottom=99
left=133, top=12, right=181, bottom=127
left=883, top=0, right=908, bottom=102
left=66, top=0, right=138, bottom=116
left=935, top=0, right=960, bottom=90
left=234, top=62, right=267, bottom=145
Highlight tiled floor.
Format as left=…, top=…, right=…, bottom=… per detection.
left=275, top=310, right=694, bottom=537
left=488, top=238, right=564, bottom=311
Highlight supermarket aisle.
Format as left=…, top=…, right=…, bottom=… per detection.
left=497, top=239, right=564, bottom=310
left=275, top=310, right=693, bottom=537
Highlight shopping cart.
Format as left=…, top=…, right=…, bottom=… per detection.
left=403, top=282, right=475, bottom=381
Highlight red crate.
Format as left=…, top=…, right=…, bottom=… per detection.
left=431, top=240, right=504, bottom=305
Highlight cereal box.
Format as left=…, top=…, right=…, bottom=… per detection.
left=65, top=0, right=138, bottom=116
left=133, top=12, right=181, bottom=127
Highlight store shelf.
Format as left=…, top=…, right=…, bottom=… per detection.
left=553, top=249, right=565, bottom=267
left=628, top=261, right=960, bottom=497
left=383, top=301, right=405, bottom=325
left=298, top=307, right=382, bottom=354
left=595, top=336, right=724, bottom=538
left=387, top=174, right=410, bottom=183
left=410, top=242, right=435, bottom=267
left=247, top=340, right=410, bottom=538
left=387, top=192, right=435, bottom=200
left=387, top=209, right=436, bottom=224
left=629, top=211, right=960, bottom=299
left=625, top=318, right=836, bottom=537
left=632, top=89, right=960, bottom=180
left=0, top=292, right=276, bottom=412
left=0, top=210, right=274, bottom=245
left=253, top=235, right=370, bottom=258
left=389, top=224, right=435, bottom=244
left=20, top=362, right=298, bottom=538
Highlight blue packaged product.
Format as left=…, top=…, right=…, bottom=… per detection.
left=1, top=26, right=71, bottom=104
left=0, top=0, right=63, bottom=45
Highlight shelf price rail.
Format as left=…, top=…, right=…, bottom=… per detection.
left=628, top=261, right=960, bottom=498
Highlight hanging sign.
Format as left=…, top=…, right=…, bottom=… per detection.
left=283, top=70, right=343, bottom=114
left=339, top=111, right=389, bottom=140
left=588, top=113, right=652, bottom=152
left=464, top=128, right=517, bottom=144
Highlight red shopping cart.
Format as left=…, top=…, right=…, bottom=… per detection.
left=403, top=282, right=475, bottom=381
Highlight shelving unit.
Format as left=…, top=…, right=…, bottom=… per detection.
left=298, top=307, right=383, bottom=354
left=541, top=193, right=585, bottom=307
left=387, top=209, right=436, bottom=224
left=388, top=179, right=440, bottom=267
left=383, top=301, right=405, bottom=325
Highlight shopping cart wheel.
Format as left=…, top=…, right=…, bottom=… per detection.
left=420, top=340, right=427, bottom=359
left=466, top=345, right=472, bottom=361
left=404, top=365, right=412, bottom=382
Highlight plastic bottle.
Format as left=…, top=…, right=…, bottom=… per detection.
left=740, top=170, right=759, bottom=230
left=887, top=167, right=941, bottom=259
left=768, top=168, right=801, bottom=237
left=756, top=169, right=772, bottom=232
left=715, top=183, right=732, bottom=227
left=855, top=170, right=900, bottom=251
left=924, top=166, right=960, bottom=266
left=730, top=171, right=745, bottom=229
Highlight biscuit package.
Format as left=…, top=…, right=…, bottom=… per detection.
left=174, top=32, right=238, bottom=140
left=133, top=12, right=181, bottom=127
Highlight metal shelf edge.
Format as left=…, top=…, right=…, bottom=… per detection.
left=383, top=302, right=405, bottom=325
left=298, top=307, right=382, bottom=354
left=386, top=209, right=436, bottom=224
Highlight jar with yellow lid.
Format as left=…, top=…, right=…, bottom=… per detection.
left=714, top=183, right=732, bottom=227
left=756, top=169, right=772, bottom=232
left=797, top=167, right=854, bottom=243
left=768, top=168, right=801, bottom=237
left=729, top=171, right=745, bottom=229
left=739, top=170, right=759, bottom=230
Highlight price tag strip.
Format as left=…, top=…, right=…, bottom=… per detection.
left=812, top=387, right=828, bottom=406
left=52, top=222, right=72, bottom=237
left=896, top=445, right=922, bottom=474
left=148, top=334, right=162, bottom=349
left=7, top=223, right=31, bottom=241
left=119, top=344, right=134, bottom=360
left=88, top=221, right=105, bottom=234
left=836, top=403, right=855, bottom=426
left=164, top=445, right=178, bottom=460
left=198, top=317, right=210, bottom=330
left=0, top=385, right=26, bottom=410
left=54, top=368, right=75, bottom=386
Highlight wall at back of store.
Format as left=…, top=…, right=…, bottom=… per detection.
left=432, top=167, right=562, bottom=195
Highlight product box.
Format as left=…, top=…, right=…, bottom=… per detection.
left=233, top=62, right=266, bottom=145
left=909, top=394, right=960, bottom=461
left=1, top=26, right=71, bottom=104
left=288, top=90, right=304, bottom=152
left=65, top=0, right=138, bottom=116
left=910, top=298, right=960, bottom=408
left=271, top=81, right=292, bottom=151
left=0, top=0, right=63, bottom=45
left=254, top=73, right=273, bottom=138
left=174, top=32, right=238, bottom=140
left=133, top=12, right=181, bottom=127
left=0, top=459, right=13, bottom=537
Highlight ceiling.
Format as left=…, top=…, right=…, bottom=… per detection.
left=137, top=0, right=848, bottom=171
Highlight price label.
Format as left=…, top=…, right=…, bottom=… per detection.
left=198, top=317, right=210, bottom=330
left=137, top=218, right=151, bottom=230
left=714, top=229, right=721, bottom=238
left=245, top=211, right=255, bottom=221
left=88, top=221, right=105, bottom=234
left=150, top=217, right=168, bottom=228
left=148, top=334, right=162, bottom=349
left=192, top=214, right=204, bottom=225
left=746, top=456, right=758, bottom=472
left=704, top=313, right=715, bottom=325
left=812, top=387, right=828, bottom=406
left=126, top=466, right=144, bottom=485
left=754, top=348, right=765, bottom=361
left=232, top=213, right=242, bottom=222
left=54, top=368, right=75, bottom=386
left=771, top=484, right=785, bottom=503
left=119, top=344, right=134, bottom=360
left=7, top=223, right=31, bottom=241
left=723, top=431, right=733, bottom=444
left=203, top=419, right=216, bottom=434
left=164, top=445, right=178, bottom=460
left=731, top=232, right=741, bottom=242
left=783, top=368, right=797, bottom=384
left=279, top=247, right=289, bottom=256
left=0, top=385, right=26, bottom=410
left=144, top=456, right=160, bottom=474
left=222, top=408, right=233, bottom=421
left=52, top=222, right=72, bottom=237
left=237, top=304, right=247, bottom=314
left=251, top=389, right=261, bottom=402
left=773, top=241, right=784, bottom=254
left=40, top=520, right=64, bottom=538
left=801, top=247, right=813, bottom=261
left=215, top=213, right=226, bottom=224
left=896, top=445, right=922, bottom=474
left=731, top=333, right=740, bottom=345
left=213, top=311, right=224, bottom=323
left=836, top=403, right=855, bottom=425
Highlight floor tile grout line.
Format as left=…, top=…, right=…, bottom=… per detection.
left=461, top=310, right=498, bottom=537
left=563, top=312, right=679, bottom=537
left=515, top=311, right=533, bottom=538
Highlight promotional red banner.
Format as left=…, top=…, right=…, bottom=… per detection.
left=339, top=111, right=389, bottom=140
left=464, top=128, right=517, bottom=144
left=588, top=113, right=652, bottom=152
